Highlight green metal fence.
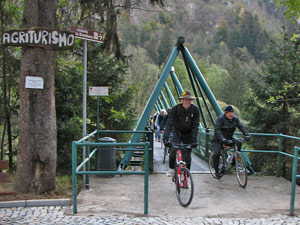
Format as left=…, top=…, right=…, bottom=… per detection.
left=72, top=130, right=152, bottom=214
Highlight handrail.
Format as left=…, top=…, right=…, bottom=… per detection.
left=290, top=146, right=300, bottom=215
left=72, top=130, right=152, bottom=215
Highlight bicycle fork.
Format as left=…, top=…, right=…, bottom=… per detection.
left=177, top=152, right=188, bottom=188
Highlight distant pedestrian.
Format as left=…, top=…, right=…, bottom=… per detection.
left=152, top=111, right=159, bottom=141
left=155, top=109, right=168, bottom=142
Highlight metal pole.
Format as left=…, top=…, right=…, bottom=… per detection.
left=290, top=146, right=299, bottom=215
left=83, top=40, right=87, bottom=187
left=97, top=97, right=100, bottom=141
left=72, top=141, right=78, bottom=213
left=276, top=134, right=283, bottom=177
left=144, top=142, right=149, bottom=215
left=182, top=47, right=223, bottom=116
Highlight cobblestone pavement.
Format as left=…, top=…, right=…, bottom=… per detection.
left=1, top=206, right=300, bottom=225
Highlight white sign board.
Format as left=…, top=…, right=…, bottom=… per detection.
left=89, top=86, right=108, bottom=96
left=25, top=76, right=44, bottom=89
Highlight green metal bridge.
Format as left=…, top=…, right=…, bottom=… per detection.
left=72, top=37, right=300, bottom=215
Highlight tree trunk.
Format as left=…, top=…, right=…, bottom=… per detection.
left=15, top=0, right=57, bottom=193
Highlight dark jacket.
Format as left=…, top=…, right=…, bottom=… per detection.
left=157, top=114, right=168, bottom=130
left=163, top=103, right=199, bottom=144
left=212, top=114, right=249, bottom=142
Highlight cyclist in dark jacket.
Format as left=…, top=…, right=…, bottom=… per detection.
left=212, top=105, right=250, bottom=178
left=163, top=91, right=200, bottom=176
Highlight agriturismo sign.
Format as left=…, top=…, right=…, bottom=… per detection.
left=2, top=27, right=75, bottom=49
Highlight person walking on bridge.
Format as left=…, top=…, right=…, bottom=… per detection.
left=155, top=109, right=168, bottom=142
left=163, top=91, right=200, bottom=177
left=211, top=105, right=250, bottom=178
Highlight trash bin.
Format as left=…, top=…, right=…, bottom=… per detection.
left=96, top=137, right=116, bottom=176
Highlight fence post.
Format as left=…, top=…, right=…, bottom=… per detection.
left=72, top=141, right=78, bottom=214
left=290, top=146, right=299, bottom=215
left=86, top=143, right=90, bottom=189
left=149, top=131, right=153, bottom=172
left=276, top=134, right=283, bottom=177
left=144, top=142, right=149, bottom=215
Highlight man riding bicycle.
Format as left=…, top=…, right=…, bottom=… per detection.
left=163, top=91, right=200, bottom=177
left=211, top=105, right=250, bottom=178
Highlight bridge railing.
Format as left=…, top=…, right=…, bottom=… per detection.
left=72, top=130, right=152, bottom=215
left=196, top=128, right=300, bottom=215
left=290, top=146, right=300, bottom=215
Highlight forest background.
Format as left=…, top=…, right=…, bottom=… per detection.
left=1, top=0, right=300, bottom=185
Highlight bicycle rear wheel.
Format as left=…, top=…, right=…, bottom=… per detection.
left=175, top=167, right=194, bottom=207
left=163, top=146, right=168, bottom=164
left=208, top=151, right=225, bottom=179
left=235, top=153, right=247, bottom=188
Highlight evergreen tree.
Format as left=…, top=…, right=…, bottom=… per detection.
left=245, top=28, right=300, bottom=176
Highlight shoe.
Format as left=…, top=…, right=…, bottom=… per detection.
left=215, top=172, right=221, bottom=179
left=167, top=168, right=175, bottom=177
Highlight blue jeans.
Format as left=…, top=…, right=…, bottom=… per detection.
left=157, top=127, right=164, bottom=141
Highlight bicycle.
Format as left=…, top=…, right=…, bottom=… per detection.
left=171, top=143, right=194, bottom=207
left=208, top=138, right=248, bottom=188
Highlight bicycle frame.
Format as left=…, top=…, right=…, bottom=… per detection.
left=209, top=138, right=248, bottom=187
left=222, top=145, right=236, bottom=171
left=176, top=149, right=188, bottom=188
left=222, top=139, right=243, bottom=171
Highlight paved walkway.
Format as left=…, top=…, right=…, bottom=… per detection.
left=1, top=206, right=300, bottom=224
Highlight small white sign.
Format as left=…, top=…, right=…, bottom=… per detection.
left=25, top=76, right=44, bottom=89
left=89, top=86, right=108, bottom=96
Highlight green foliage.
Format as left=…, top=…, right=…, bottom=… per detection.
left=0, top=0, right=23, bottom=167
left=2, top=0, right=24, bottom=29
left=55, top=52, right=83, bottom=175
left=244, top=28, right=300, bottom=174
left=86, top=43, right=136, bottom=137
left=215, top=7, right=270, bottom=61
left=277, top=0, right=300, bottom=22
left=125, top=45, right=160, bottom=112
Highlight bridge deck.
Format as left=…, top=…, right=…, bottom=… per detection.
left=153, top=140, right=209, bottom=173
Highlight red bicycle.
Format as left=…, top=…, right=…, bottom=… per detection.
left=171, top=143, right=194, bottom=207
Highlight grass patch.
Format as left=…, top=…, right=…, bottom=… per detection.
left=0, top=173, right=82, bottom=202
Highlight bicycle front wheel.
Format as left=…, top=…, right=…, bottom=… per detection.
left=235, top=153, right=247, bottom=188
left=175, top=167, right=194, bottom=207
left=208, top=151, right=225, bottom=179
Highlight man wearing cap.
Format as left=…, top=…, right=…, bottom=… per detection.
left=163, top=91, right=200, bottom=177
left=211, top=105, right=250, bottom=178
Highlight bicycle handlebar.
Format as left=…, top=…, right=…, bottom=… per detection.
left=172, top=143, right=197, bottom=149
